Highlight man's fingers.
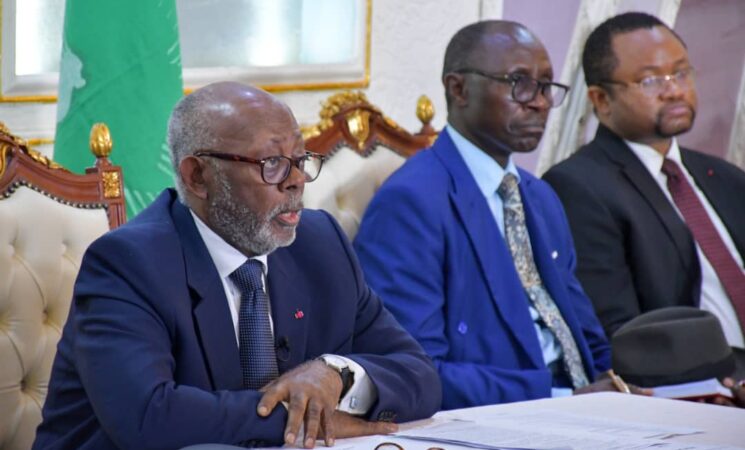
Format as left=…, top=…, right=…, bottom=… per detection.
left=629, top=384, right=653, bottom=396
left=302, top=399, right=324, bottom=448
left=332, top=412, right=398, bottom=439
left=362, top=420, right=399, bottom=437
left=257, top=386, right=285, bottom=417
left=322, top=408, right=336, bottom=447
left=285, top=392, right=309, bottom=445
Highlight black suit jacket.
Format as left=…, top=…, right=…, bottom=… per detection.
left=543, top=125, right=745, bottom=337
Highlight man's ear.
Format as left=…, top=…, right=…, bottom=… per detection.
left=179, top=155, right=209, bottom=200
left=443, top=73, right=469, bottom=107
left=587, top=85, right=611, bottom=120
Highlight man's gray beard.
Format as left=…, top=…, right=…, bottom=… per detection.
left=208, top=173, right=300, bottom=256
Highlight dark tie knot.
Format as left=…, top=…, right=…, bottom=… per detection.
left=497, top=173, right=519, bottom=201
left=661, top=158, right=682, bottom=181
left=230, top=260, right=265, bottom=292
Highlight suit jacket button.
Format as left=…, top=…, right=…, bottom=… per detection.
left=458, top=322, right=468, bottom=334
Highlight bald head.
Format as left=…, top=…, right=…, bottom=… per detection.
left=442, top=21, right=542, bottom=78
left=167, top=82, right=294, bottom=202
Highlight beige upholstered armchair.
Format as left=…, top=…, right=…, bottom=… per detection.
left=303, top=91, right=438, bottom=239
left=0, top=123, right=126, bottom=450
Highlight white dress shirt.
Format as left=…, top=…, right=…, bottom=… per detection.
left=190, top=210, right=377, bottom=413
left=626, top=138, right=745, bottom=348
left=447, top=125, right=572, bottom=396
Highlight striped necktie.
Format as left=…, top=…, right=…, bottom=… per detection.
left=661, top=158, right=745, bottom=330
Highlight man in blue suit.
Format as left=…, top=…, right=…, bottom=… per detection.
left=355, top=21, right=630, bottom=410
left=34, top=82, right=440, bottom=450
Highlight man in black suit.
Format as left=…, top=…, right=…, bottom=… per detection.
left=543, top=12, right=745, bottom=375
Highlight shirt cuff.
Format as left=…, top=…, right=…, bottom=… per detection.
left=551, top=387, right=573, bottom=398
left=320, top=354, right=377, bottom=415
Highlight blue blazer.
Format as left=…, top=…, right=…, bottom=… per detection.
left=34, top=189, right=440, bottom=450
left=354, top=132, right=610, bottom=410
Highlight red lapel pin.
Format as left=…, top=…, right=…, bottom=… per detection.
left=294, top=309, right=304, bottom=319
left=707, top=169, right=714, bottom=177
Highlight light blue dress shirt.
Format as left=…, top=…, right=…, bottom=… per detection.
left=446, top=125, right=572, bottom=397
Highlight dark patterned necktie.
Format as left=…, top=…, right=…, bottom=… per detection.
left=498, top=173, right=589, bottom=389
left=230, top=260, right=279, bottom=390
left=661, top=158, right=745, bottom=329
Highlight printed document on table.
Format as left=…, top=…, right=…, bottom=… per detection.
left=393, top=409, right=729, bottom=450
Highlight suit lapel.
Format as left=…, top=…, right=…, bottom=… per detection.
left=595, top=125, right=695, bottom=268
left=170, top=198, right=243, bottom=390
left=267, top=247, right=310, bottom=373
left=433, top=134, right=543, bottom=369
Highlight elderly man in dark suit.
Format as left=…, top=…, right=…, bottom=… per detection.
left=543, top=12, right=745, bottom=378
left=33, top=82, right=440, bottom=450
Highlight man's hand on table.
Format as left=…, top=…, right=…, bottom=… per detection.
left=257, top=360, right=343, bottom=448
left=325, top=411, right=398, bottom=442
left=574, top=372, right=652, bottom=396
left=706, top=378, right=745, bottom=408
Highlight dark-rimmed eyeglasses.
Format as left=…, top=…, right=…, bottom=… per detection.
left=194, top=150, right=325, bottom=185
left=599, top=67, right=696, bottom=96
left=454, top=69, right=570, bottom=107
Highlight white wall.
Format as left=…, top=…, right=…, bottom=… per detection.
left=0, top=0, right=485, bottom=159
left=2, top=0, right=744, bottom=171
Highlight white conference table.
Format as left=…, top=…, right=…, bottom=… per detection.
left=185, top=393, right=745, bottom=450
left=408, top=392, right=745, bottom=447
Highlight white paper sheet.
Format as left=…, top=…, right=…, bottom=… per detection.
left=391, top=409, right=732, bottom=450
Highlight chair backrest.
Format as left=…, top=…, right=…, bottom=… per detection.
left=303, top=91, right=437, bottom=239
left=0, top=123, right=126, bottom=450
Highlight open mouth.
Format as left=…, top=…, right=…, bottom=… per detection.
left=275, top=209, right=302, bottom=226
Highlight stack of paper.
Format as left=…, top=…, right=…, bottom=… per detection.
left=652, top=378, right=733, bottom=400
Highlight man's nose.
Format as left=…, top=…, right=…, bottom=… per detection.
left=279, top=163, right=306, bottom=192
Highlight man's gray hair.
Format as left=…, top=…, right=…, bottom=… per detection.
left=167, top=89, right=220, bottom=202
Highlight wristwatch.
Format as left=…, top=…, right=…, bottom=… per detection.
left=320, top=355, right=355, bottom=399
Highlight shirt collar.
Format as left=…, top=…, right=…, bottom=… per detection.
left=446, top=124, right=521, bottom=197
left=625, top=137, right=682, bottom=175
left=190, top=210, right=268, bottom=279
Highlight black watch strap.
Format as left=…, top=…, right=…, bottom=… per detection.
left=337, top=365, right=354, bottom=398
left=319, top=357, right=355, bottom=399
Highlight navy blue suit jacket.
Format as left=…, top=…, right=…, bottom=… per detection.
left=354, top=132, right=610, bottom=410
left=34, top=189, right=440, bottom=450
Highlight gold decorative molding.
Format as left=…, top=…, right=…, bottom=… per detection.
left=89, top=123, right=113, bottom=157
left=27, top=147, right=62, bottom=169
left=0, top=120, right=62, bottom=177
left=0, top=143, right=9, bottom=178
left=102, top=171, right=121, bottom=198
left=416, top=95, right=435, bottom=125
left=27, top=138, right=54, bottom=146
left=347, top=109, right=371, bottom=150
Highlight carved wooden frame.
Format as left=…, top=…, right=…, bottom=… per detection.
left=303, top=90, right=438, bottom=158
left=0, top=122, right=126, bottom=229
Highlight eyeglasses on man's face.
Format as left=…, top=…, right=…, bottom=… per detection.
left=600, top=67, right=696, bottom=96
left=454, top=69, right=570, bottom=107
left=194, top=150, right=326, bottom=185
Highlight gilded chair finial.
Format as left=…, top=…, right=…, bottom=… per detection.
left=416, top=95, right=434, bottom=125
left=90, top=123, right=113, bottom=158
